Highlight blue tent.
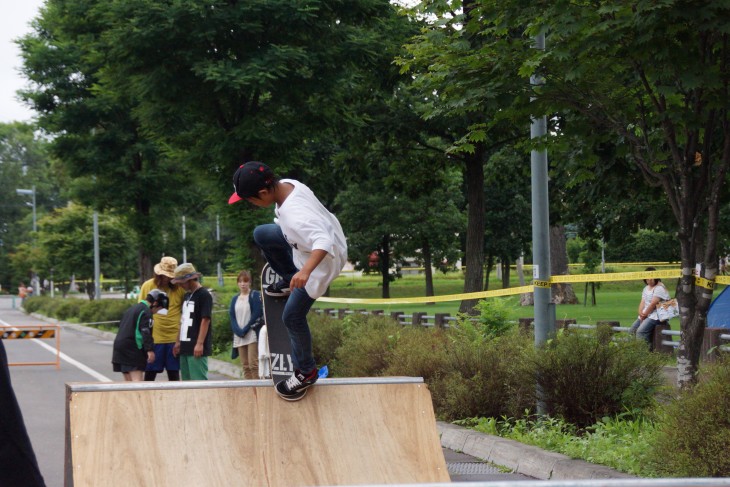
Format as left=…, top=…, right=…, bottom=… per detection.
left=707, top=286, right=730, bottom=329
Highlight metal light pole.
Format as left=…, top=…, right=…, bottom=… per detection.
left=182, top=215, right=187, bottom=263
left=16, top=186, right=38, bottom=296
left=93, top=212, right=101, bottom=300
left=530, top=31, right=556, bottom=414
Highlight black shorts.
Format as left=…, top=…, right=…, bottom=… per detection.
left=112, top=362, right=144, bottom=373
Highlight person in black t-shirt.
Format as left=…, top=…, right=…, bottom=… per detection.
left=171, top=263, right=213, bottom=380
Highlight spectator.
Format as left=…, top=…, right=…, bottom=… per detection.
left=18, top=282, right=27, bottom=304
left=139, top=256, right=186, bottom=381
left=172, top=263, right=213, bottom=380
left=229, top=270, right=263, bottom=379
left=112, top=290, right=169, bottom=381
left=629, top=266, right=670, bottom=350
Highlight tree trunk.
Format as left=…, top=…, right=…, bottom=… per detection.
left=460, top=151, right=486, bottom=314
left=423, top=240, right=434, bottom=297
left=139, top=248, right=153, bottom=283
left=380, top=235, right=390, bottom=299
left=550, top=224, right=578, bottom=304
left=483, top=254, right=494, bottom=291
left=501, top=259, right=510, bottom=289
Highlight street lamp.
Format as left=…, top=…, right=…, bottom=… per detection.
left=16, top=186, right=38, bottom=297
left=15, top=186, right=36, bottom=233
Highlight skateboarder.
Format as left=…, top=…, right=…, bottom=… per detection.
left=229, top=161, right=347, bottom=400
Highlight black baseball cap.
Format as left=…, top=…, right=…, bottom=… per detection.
left=228, top=161, right=275, bottom=204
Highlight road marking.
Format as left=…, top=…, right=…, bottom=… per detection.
left=0, top=318, right=112, bottom=382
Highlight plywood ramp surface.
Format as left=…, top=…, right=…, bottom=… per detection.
left=66, top=378, right=449, bottom=487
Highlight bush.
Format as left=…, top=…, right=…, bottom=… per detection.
left=534, top=328, right=666, bottom=428
left=55, top=300, right=85, bottom=321
left=21, top=296, right=47, bottom=313
left=211, top=299, right=233, bottom=356
left=647, top=358, right=730, bottom=477
left=309, top=313, right=346, bottom=367
left=428, top=327, right=535, bottom=421
left=77, top=299, right=133, bottom=324
left=330, top=314, right=403, bottom=377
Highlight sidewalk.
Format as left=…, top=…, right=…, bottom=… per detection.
left=438, top=422, right=635, bottom=481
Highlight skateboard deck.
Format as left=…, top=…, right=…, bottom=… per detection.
left=261, top=264, right=297, bottom=390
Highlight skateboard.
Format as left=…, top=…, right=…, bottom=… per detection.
left=261, top=264, right=304, bottom=398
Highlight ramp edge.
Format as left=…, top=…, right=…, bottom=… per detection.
left=66, top=376, right=424, bottom=392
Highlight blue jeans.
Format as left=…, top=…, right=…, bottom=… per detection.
left=253, top=224, right=317, bottom=373
left=630, top=317, right=662, bottom=350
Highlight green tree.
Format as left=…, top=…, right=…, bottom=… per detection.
left=398, top=1, right=528, bottom=313
left=19, top=0, right=197, bottom=280
left=508, top=0, right=730, bottom=386
left=33, top=204, right=137, bottom=299
left=0, top=122, right=63, bottom=290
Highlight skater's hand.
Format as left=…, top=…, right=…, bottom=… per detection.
left=292, top=249, right=329, bottom=289
left=147, top=351, right=155, bottom=364
left=290, top=269, right=311, bottom=289
left=194, top=342, right=204, bottom=357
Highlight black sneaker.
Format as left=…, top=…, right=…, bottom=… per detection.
left=265, top=279, right=291, bottom=297
left=275, top=368, right=318, bottom=401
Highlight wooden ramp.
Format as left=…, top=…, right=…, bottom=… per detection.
left=65, top=377, right=449, bottom=487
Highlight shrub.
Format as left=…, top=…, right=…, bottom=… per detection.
left=330, top=314, right=403, bottom=377
left=534, top=329, right=666, bottom=428
left=55, top=300, right=85, bottom=321
left=381, top=325, right=449, bottom=381
left=211, top=301, right=232, bottom=356
left=647, top=358, right=730, bottom=477
left=76, top=299, right=132, bottom=324
left=472, top=298, right=513, bottom=339
left=21, top=296, right=47, bottom=313
left=309, top=313, right=346, bottom=368
left=429, top=327, right=535, bottom=421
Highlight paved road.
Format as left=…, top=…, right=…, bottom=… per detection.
left=0, top=295, right=531, bottom=486
left=0, top=296, right=229, bottom=487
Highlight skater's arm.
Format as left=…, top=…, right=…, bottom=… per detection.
left=290, top=249, right=328, bottom=289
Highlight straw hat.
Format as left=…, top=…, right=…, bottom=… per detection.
left=153, top=256, right=178, bottom=278
left=171, top=263, right=202, bottom=284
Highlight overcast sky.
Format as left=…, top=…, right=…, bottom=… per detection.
left=1, top=0, right=45, bottom=124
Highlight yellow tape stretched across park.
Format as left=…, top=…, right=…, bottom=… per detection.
left=317, top=269, right=730, bottom=305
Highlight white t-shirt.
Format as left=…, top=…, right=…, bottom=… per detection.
left=274, top=179, right=347, bottom=299
left=233, top=295, right=256, bottom=347
left=641, top=283, right=670, bottom=320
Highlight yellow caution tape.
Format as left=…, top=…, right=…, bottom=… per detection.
left=695, top=276, right=715, bottom=290
left=318, top=268, right=728, bottom=305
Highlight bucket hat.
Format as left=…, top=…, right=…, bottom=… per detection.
left=153, top=256, right=178, bottom=278
left=171, top=263, right=202, bottom=284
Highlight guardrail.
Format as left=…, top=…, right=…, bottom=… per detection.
left=311, top=309, right=730, bottom=362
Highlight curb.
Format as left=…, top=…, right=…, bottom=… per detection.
left=437, top=421, right=636, bottom=480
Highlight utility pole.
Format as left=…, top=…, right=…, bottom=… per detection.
left=530, top=31, right=556, bottom=414
left=182, top=215, right=187, bottom=263
left=93, top=212, right=101, bottom=300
